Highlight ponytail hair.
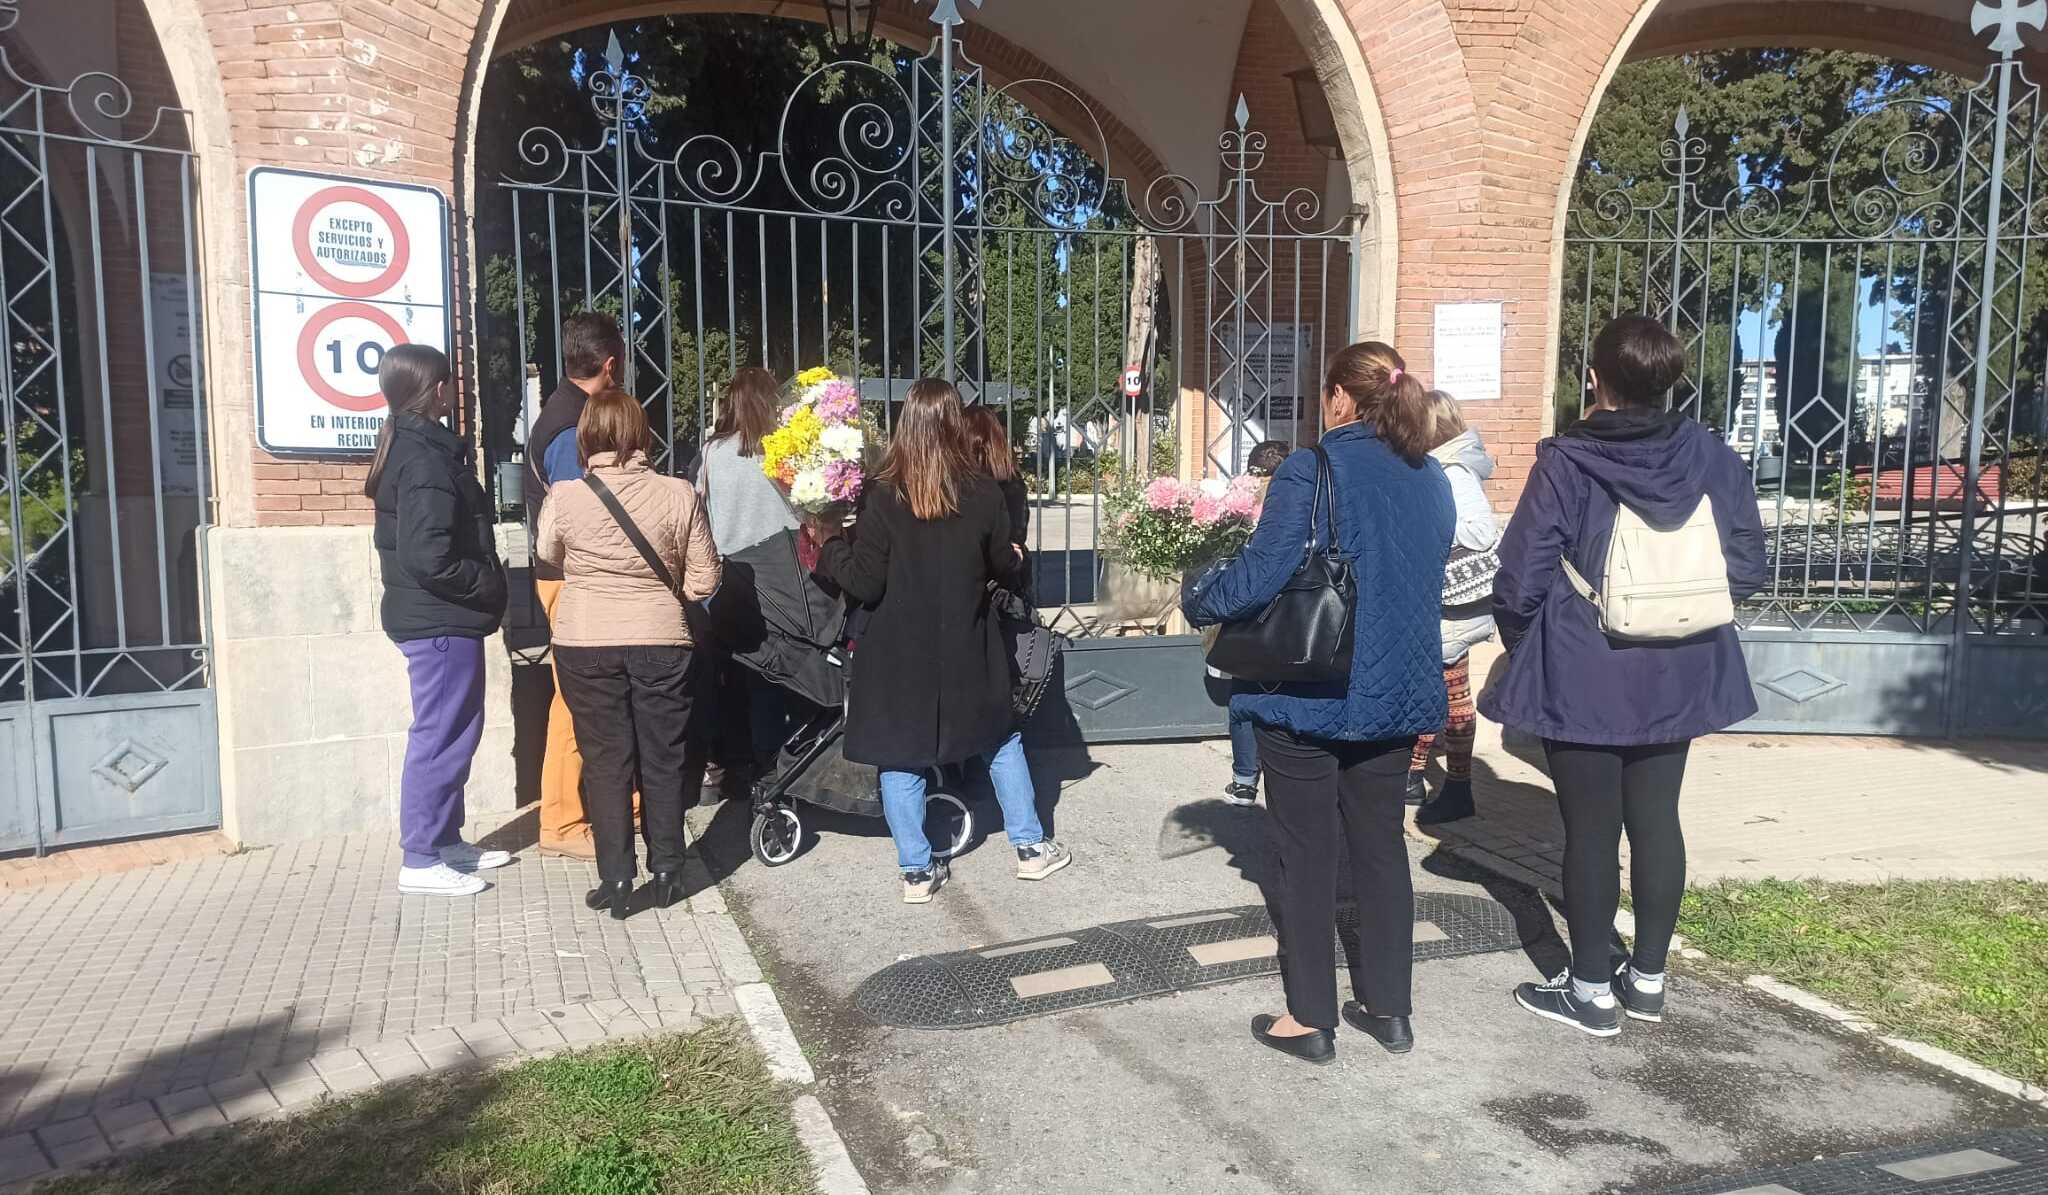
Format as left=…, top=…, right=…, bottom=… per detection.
left=1324, top=340, right=1431, bottom=461
left=362, top=343, right=453, bottom=498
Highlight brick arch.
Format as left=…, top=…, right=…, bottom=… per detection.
left=1628, top=2, right=2020, bottom=78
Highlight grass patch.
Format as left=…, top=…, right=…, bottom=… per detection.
left=40, top=1021, right=815, bottom=1195
left=1679, top=878, right=2048, bottom=1088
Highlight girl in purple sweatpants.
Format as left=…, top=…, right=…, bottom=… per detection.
left=364, top=345, right=514, bottom=896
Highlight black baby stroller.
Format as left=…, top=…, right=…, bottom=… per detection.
left=713, top=528, right=974, bottom=868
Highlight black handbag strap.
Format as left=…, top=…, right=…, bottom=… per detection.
left=583, top=472, right=680, bottom=598
left=1306, top=444, right=1343, bottom=560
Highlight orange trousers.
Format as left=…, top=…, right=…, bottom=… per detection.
left=536, top=579, right=636, bottom=849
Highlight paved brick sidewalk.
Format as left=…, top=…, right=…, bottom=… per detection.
left=0, top=833, right=751, bottom=1185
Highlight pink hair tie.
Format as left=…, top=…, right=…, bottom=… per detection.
left=1388, top=367, right=1403, bottom=383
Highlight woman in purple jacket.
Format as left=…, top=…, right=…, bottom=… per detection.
left=1480, top=316, right=1766, bottom=1037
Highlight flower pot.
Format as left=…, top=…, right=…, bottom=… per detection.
left=1100, top=560, right=1190, bottom=634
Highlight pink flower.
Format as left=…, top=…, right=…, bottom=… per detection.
left=823, top=458, right=864, bottom=503
left=1117, top=511, right=1136, bottom=530
left=1222, top=476, right=1261, bottom=519
left=814, top=381, right=860, bottom=424
left=1144, top=477, right=1184, bottom=511
left=1190, top=494, right=1224, bottom=525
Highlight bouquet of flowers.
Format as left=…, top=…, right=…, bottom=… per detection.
left=760, top=367, right=866, bottom=515
left=1101, top=473, right=1264, bottom=581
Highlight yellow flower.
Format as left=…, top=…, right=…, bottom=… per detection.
left=795, top=366, right=837, bottom=390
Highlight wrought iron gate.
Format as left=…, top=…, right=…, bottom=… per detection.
left=0, top=7, right=219, bottom=851
left=481, top=1, right=1362, bottom=740
left=1559, top=12, right=2048, bottom=737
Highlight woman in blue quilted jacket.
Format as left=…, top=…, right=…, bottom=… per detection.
left=1184, top=341, right=1454, bottom=1066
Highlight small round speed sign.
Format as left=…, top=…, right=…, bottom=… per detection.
left=1122, top=367, right=1144, bottom=398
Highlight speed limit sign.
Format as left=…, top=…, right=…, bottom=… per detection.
left=249, top=168, right=451, bottom=453
left=1122, top=366, right=1144, bottom=398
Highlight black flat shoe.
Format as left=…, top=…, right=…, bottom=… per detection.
left=648, top=871, right=686, bottom=910
left=585, top=880, right=634, bottom=919
left=1250, top=1014, right=1336, bottom=1066
left=1341, top=1002, right=1414, bottom=1053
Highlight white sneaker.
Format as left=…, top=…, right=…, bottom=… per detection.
left=440, top=840, right=512, bottom=872
left=398, top=862, right=487, bottom=897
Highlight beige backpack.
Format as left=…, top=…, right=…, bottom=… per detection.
left=1561, top=494, right=1734, bottom=641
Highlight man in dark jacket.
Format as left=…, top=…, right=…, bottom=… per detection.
left=527, top=312, right=626, bottom=859
left=1481, top=315, right=1767, bottom=1038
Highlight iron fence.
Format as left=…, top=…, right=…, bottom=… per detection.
left=1559, top=18, right=2048, bottom=643
left=478, top=1, right=1362, bottom=635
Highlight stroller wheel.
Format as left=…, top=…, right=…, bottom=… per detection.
left=750, top=806, right=804, bottom=867
left=925, top=788, right=975, bottom=862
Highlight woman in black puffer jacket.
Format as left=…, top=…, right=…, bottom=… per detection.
left=366, top=345, right=512, bottom=898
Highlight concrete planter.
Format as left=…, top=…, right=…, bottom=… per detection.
left=1100, top=560, right=1190, bottom=635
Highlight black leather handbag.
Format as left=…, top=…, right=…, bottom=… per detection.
left=1201, top=445, right=1356, bottom=685
left=990, top=583, right=1066, bottom=722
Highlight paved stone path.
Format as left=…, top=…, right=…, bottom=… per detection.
left=1379, top=648, right=2048, bottom=893
left=0, top=832, right=749, bottom=1185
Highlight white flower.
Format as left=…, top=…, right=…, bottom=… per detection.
left=1198, top=477, right=1228, bottom=499
left=820, top=423, right=864, bottom=461
left=790, top=470, right=828, bottom=507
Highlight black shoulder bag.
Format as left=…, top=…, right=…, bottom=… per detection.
left=584, top=472, right=690, bottom=637
left=1201, top=445, right=1357, bottom=685
left=989, top=582, right=1067, bottom=722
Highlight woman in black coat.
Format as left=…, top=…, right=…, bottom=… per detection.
left=812, top=380, right=1072, bottom=904
left=961, top=404, right=1032, bottom=602
left=365, top=344, right=513, bottom=898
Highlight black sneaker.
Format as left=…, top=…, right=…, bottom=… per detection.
left=1514, top=971, right=1621, bottom=1037
left=1404, top=771, right=1428, bottom=806
left=1414, top=779, right=1475, bottom=825
left=1614, top=961, right=1666, bottom=1023
left=1223, top=781, right=1259, bottom=807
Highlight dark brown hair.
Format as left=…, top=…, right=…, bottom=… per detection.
left=713, top=366, right=781, bottom=457
left=577, top=389, right=653, bottom=466
left=361, top=343, right=452, bottom=498
left=881, top=379, right=976, bottom=520
left=1591, top=315, right=1685, bottom=409
left=1247, top=440, right=1290, bottom=476
left=561, top=311, right=625, bottom=383
left=1325, top=340, right=1431, bottom=461
left=960, top=405, right=1016, bottom=482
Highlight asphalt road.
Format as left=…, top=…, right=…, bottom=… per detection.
left=693, top=739, right=2040, bottom=1195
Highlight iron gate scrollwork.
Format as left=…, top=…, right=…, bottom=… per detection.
left=1560, top=7, right=2048, bottom=737
left=0, top=0, right=220, bottom=851
left=483, top=1, right=1364, bottom=740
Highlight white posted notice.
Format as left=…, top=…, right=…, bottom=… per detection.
left=1432, top=301, right=1503, bottom=403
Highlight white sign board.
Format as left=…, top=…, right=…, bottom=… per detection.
left=1432, top=301, right=1503, bottom=403
left=248, top=167, right=451, bottom=454
left=1122, top=367, right=1144, bottom=398
left=148, top=273, right=201, bottom=496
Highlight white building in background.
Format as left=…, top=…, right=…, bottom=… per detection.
left=1726, top=353, right=1927, bottom=456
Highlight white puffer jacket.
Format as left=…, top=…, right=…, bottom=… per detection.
left=1432, top=429, right=1501, bottom=664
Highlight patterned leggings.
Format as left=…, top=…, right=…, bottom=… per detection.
left=1409, top=655, right=1475, bottom=780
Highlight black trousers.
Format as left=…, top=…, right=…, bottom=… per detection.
left=554, top=645, right=697, bottom=883
left=1545, top=739, right=1691, bottom=984
left=1256, top=727, right=1415, bottom=1029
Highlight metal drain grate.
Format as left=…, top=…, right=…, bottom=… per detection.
left=1649, top=1129, right=2048, bottom=1195
left=854, top=893, right=1533, bottom=1030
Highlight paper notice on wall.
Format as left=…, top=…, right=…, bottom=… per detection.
left=149, top=272, right=201, bottom=496
left=1432, top=301, right=1503, bottom=403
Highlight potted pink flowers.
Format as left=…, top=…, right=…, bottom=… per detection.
left=1100, top=473, right=1263, bottom=631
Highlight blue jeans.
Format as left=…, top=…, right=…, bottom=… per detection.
left=879, top=732, right=1043, bottom=873
left=1228, top=706, right=1260, bottom=787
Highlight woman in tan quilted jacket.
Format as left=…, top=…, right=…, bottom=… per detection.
left=535, top=390, right=721, bottom=918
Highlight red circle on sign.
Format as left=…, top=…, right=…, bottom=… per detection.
left=1123, top=367, right=1143, bottom=397
left=291, top=185, right=412, bottom=298
left=296, top=302, right=409, bottom=412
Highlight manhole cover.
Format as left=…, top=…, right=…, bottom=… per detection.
left=1649, top=1129, right=2048, bottom=1194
